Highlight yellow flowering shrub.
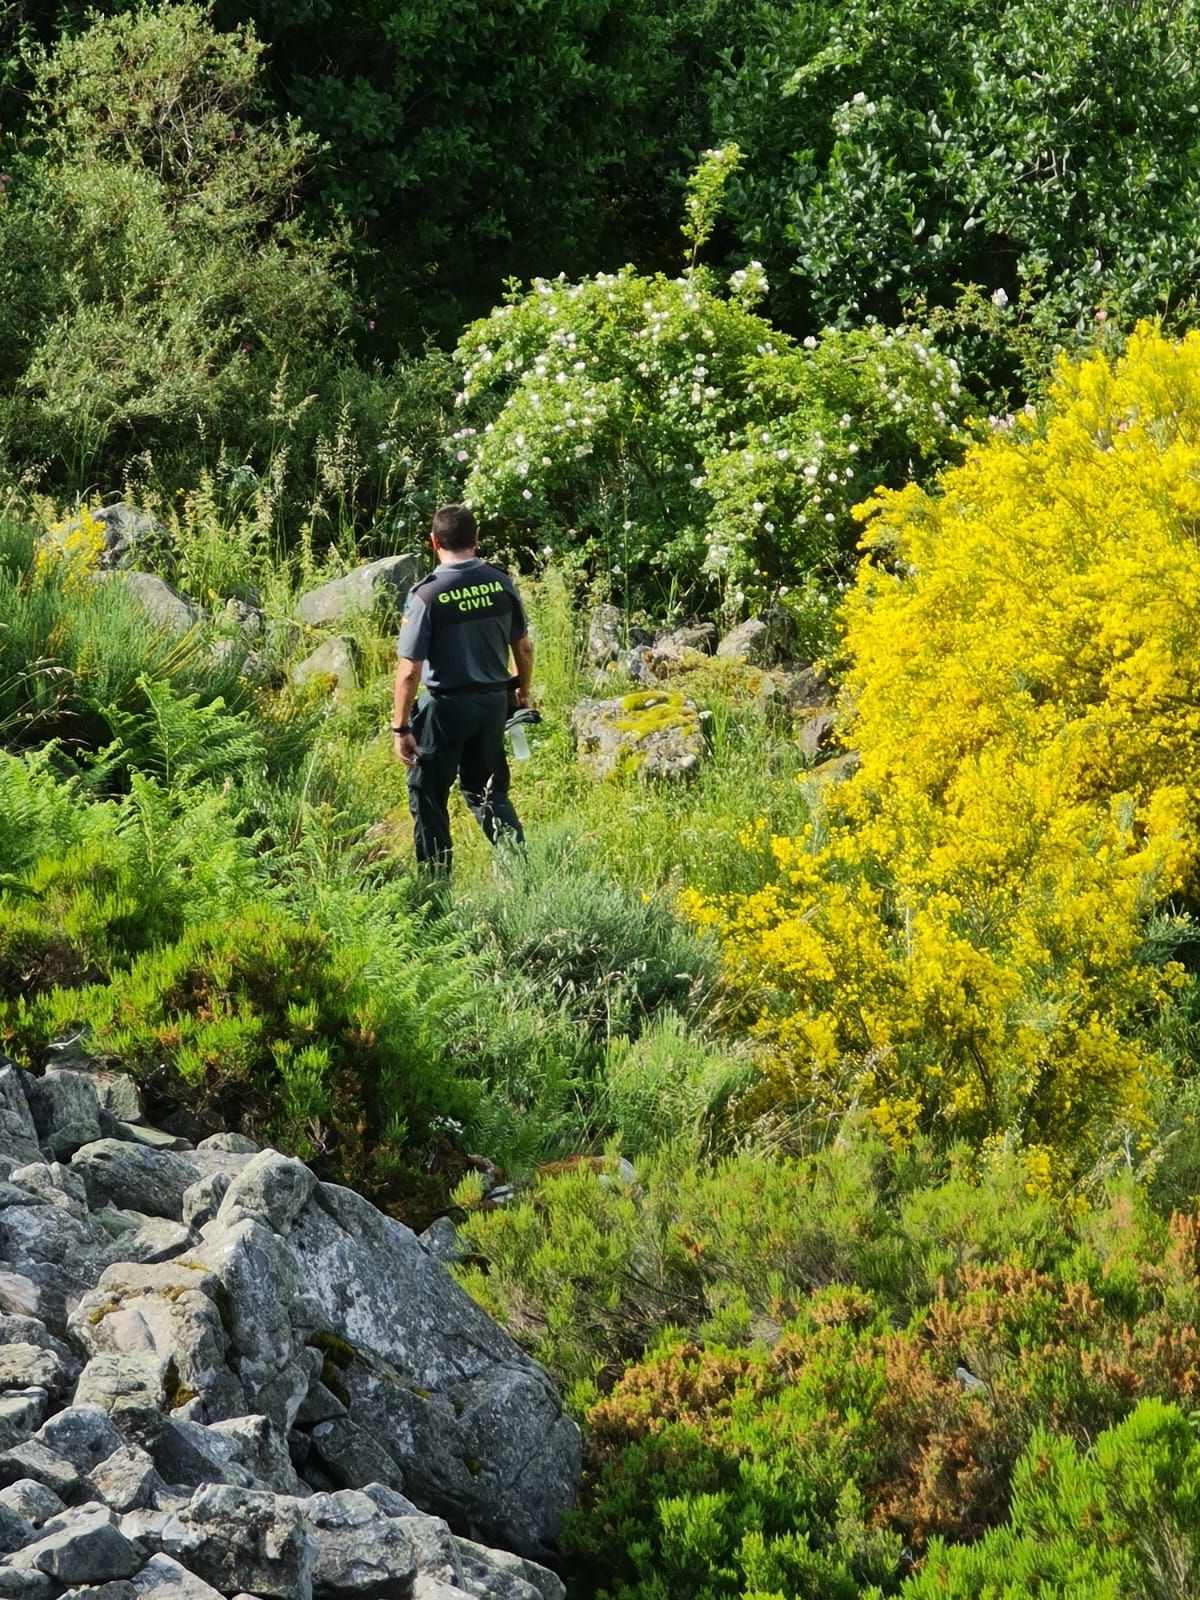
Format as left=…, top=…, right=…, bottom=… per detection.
left=687, top=324, right=1200, bottom=1166
left=35, top=502, right=105, bottom=590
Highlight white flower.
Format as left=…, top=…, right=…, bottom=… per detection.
left=522, top=489, right=533, bottom=501
left=803, top=335, right=818, bottom=350
left=991, top=287, right=1009, bottom=308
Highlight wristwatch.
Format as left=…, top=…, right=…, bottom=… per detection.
left=391, top=723, right=412, bottom=736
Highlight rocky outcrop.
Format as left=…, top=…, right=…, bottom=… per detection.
left=0, top=1057, right=577, bottom=1596
left=570, top=691, right=706, bottom=781
left=584, top=608, right=717, bottom=685
left=715, top=608, right=795, bottom=668
left=295, top=558, right=421, bottom=627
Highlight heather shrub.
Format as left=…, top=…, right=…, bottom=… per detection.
left=7, top=880, right=478, bottom=1192
left=549, top=1172, right=1200, bottom=1599
left=901, top=1399, right=1200, bottom=1600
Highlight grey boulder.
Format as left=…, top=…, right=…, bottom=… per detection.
left=212, top=1150, right=316, bottom=1236
left=296, top=556, right=421, bottom=627
left=84, top=1443, right=165, bottom=1513
left=570, top=693, right=705, bottom=782
left=0, top=1498, right=34, bottom=1553
left=304, top=1489, right=417, bottom=1598
left=0, top=1067, right=44, bottom=1169
left=25, top=1070, right=102, bottom=1158
left=70, top=1142, right=198, bottom=1221
left=288, top=1183, right=580, bottom=1556
left=160, top=1484, right=316, bottom=1599
left=10, top=1503, right=140, bottom=1584
left=129, top=1554, right=227, bottom=1597
left=0, top=1479, right=64, bottom=1526
left=34, top=1406, right=126, bottom=1473
left=104, top=572, right=203, bottom=634
left=291, top=638, right=361, bottom=699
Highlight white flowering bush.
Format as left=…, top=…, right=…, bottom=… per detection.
left=452, top=266, right=966, bottom=611
left=702, top=321, right=964, bottom=594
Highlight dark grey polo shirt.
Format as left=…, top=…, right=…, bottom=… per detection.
left=397, top=557, right=528, bottom=691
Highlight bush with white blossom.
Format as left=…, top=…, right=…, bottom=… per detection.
left=451, top=265, right=967, bottom=617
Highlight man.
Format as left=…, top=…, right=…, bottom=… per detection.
left=392, top=504, right=534, bottom=873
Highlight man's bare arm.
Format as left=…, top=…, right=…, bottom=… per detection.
left=512, top=634, right=534, bottom=708
left=392, top=656, right=424, bottom=766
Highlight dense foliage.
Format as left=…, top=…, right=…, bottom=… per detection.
left=0, top=6, right=362, bottom=489
left=713, top=0, right=1200, bottom=352
left=458, top=1137, right=1200, bottom=1597
left=453, top=266, right=965, bottom=614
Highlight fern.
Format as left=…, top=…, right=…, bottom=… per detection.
left=104, top=672, right=266, bottom=788
left=0, top=747, right=90, bottom=876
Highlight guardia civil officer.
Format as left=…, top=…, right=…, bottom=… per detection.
left=392, top=504, right=534, bottom=873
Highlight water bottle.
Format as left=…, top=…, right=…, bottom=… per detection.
left=505, top=707, right=541, bottom=761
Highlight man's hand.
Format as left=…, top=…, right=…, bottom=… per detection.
left=514, top=686, right=531, bottom=710
left=394, top=731, right=419, bottom=768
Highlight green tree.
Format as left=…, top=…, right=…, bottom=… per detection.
left=204, top=0, right=792, bottom=342
left=712, top=0, right=1200, bottom=377
left=0, top=2, right=355, bottom=488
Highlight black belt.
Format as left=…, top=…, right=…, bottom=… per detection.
left=427, top=677, right=519, bottom=697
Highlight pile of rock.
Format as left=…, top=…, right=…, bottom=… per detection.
left=0, top=1054, right=578, bottom=1598
left=577, top=604, right=844, bottom=780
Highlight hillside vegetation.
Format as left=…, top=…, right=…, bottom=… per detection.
left=4, top=2, right=1200, bottom=1594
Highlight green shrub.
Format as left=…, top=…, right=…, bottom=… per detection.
left=453, top=829, right=719, bottom=1046
left=9, top=884, right=478, bottom=1193
left=454, top=1132, right=1200, bottom=1596
left=0, top=767, right=267, bottom=999
left=0, top=512, right=248, bottom=755
left=901, top=1399, right=1200, bottom=1600
left=454, top=1134, right=898, bottom=1409
left=0, top=4, right=356, bottom=495
left=600, top=1011, right=753, bottom=1156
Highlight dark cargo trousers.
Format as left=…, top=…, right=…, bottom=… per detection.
left=406, top=690, right=524, bottom=871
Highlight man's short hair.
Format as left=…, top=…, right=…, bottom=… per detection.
left=431, top=504, right=478, bottom=552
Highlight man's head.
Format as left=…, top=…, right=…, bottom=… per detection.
left=430, top=504, right=478, bottom=554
